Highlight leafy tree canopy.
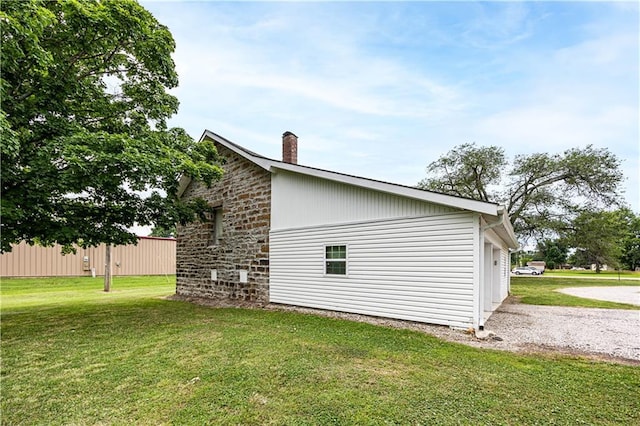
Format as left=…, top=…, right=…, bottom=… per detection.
left=619, top=210, right=640, bottom=271
left=564, top=209, right=629, bottom=272
left=1, top=0, right=222, bottom=253
left=149, top=224, right=176, bottom=238
left=536, top=239, right=568, bottom=270
left=418, top=143, right=624, bottom=240
left=418, top=143, right=506, bottom=202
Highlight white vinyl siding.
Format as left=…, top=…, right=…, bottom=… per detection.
left=501, top=248, right=510, bottom=299
left=270, top=212, right=477, bottom=328
left=271, top=170, right=456, bottom=230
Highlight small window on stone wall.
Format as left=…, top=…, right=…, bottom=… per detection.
left=207, top=207, right=223, bottom=246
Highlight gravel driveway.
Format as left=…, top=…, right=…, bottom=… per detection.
left=557, top=286, right=640, bottom=305
left=480, top=300, right=640, bottom=362
left=269, top=298, right=640, bottom=364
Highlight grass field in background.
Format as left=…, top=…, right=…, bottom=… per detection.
left=2, top=276, right=639, bottom=425
left=510, top=276, right=640, bottom=309
left=0, top=275, right=175, bottom=310
left=542, top=269, right=640, bottom=278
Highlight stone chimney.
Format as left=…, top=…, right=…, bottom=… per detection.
left=282, top=131, right=298, bottom=164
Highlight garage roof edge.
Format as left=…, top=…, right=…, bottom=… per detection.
left=178, top=129, right=506, bottom=219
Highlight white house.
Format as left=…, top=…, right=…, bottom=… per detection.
left=176, top=130, right=519, bottom=329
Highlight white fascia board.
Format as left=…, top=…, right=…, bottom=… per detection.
left=502, top=217, right=519, bottom=249
left=270, top=162, right=500, bottom=216
left=183, top=129, right=504, bottom=219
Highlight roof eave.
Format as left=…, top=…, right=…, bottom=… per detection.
left=482, top=209, right=519, bottom=249
left=202, top=130, right=274, bottom=171
left=177, top=130, right=277, bottom=198
left=180, top=130, right=507, bottom=219
left=176, top=175, right=191, bottom=198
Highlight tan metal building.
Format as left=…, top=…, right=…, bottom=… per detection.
left=0, top=237, right=176, bottom=277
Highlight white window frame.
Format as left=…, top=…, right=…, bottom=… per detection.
left=324, top=244, right=348, bottom=276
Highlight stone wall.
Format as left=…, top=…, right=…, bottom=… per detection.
left=176, top=143, right=271, bottom=302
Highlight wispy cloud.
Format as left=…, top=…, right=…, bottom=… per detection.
left=142, top=1, right=638, bottom=213
left=459, top=2, right=535, bottom=49
left=167, top=5, right=467, bottom=121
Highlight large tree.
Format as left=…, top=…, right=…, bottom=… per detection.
left=418, top=143, right=506, bottom=202
left=1, top=0, right=221, bottom=253
left=418, top=143, right=624, bottom=240
left=620, top=210, right=640, bottom=271
left=536, top=239, right=568, bottom=270
left=565, top=209, right=628, bottom=272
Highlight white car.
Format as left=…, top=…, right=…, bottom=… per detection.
left=512, top=266, right=541, bottom=275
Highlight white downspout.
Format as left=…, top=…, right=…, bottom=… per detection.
left=472, top=214, right=481, bottom=330
left=477, top=207, right=506, bottom=329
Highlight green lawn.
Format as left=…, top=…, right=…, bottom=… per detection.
left=2, top=276, right=639, bottom=425
left=511, top=276, right=640, bottom=309
left=542, top=269, right=640, bottom=278
left=1, top=275, right=175, bottom=310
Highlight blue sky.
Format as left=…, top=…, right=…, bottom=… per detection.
left=142, top=1, right=639, bottom=216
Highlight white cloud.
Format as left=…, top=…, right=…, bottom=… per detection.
left=170, top=34, right=465, bottom=123
left=473, top=103, right=637, bottom=155
left=143, top=1, right=638, bottom=212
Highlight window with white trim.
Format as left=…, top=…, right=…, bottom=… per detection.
left=325, top=245, right=347, bottom=275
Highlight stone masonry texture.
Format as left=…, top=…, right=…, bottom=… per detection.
left=176, top=142, right=271, bottom=302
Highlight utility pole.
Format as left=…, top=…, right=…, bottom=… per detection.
left=104, top=244, right=112, bottom=292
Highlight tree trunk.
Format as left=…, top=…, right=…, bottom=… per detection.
left=104, top=244, right=112, bottom=292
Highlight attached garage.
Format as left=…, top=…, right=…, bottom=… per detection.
left=177, top=130, right=519, bottom=329
left=269, top=166, right=516, bottom=329
left=270, top=214, right=477, bottom=327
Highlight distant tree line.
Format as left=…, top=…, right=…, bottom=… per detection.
left=532, top=208, right=640, bottom=272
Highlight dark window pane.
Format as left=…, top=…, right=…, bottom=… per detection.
left=326, top=261, right=346, bottom=275
left=326, top=245, right=346, bottom=259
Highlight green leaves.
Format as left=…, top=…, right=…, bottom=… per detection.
left=419, top=143, right=624, bottom=242
left=565, top=209, right=630, bottom=272
left=536, top=239, right=568, bottom=270
left=618, top=212, right=640, bottom=271
left=1, top=0, right=223, bottom=252
left=418, top=143, right=506, bottom=202
left=507, top=145, right=623, bottom=239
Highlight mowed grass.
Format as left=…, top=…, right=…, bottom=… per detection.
left=544, top=269, right=640, bottom=278
left=2, top=277, right=639, bottom=425
left=1, top=275, right=175, bottom=310
left=511, top=276, right=640, bottom=309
